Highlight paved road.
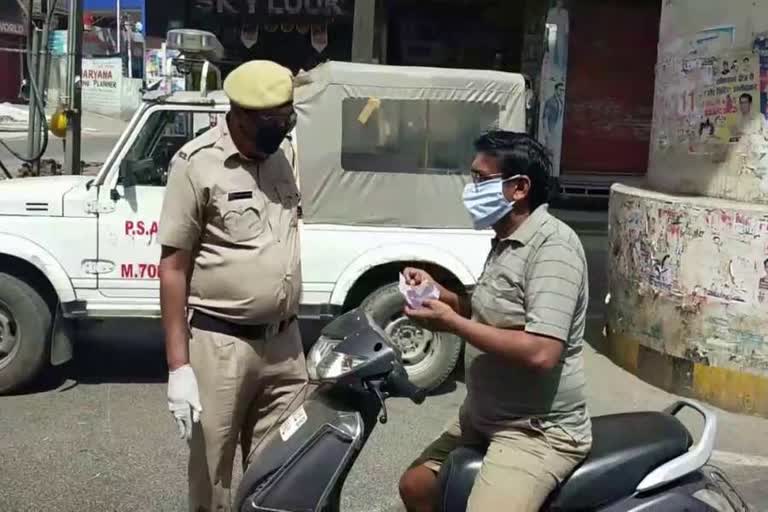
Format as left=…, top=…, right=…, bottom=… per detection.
left=1, top=215, right=767, bottom=510
left=0, top=133, right=120, bottom=175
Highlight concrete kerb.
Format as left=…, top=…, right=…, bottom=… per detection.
left=600, top=331, right=768, bottom=419
left=586, top=316, right=768, bottom=425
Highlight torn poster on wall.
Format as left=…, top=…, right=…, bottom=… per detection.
left=699, top=51, right=760, bottom=144
left=693, top=25, right=735, bottom=54
left=654, top=48, right=760, bottom=155
left=610, top=194, right=768, bottom=305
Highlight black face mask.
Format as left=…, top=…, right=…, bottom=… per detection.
left=253, top=124, right=290, bottom=155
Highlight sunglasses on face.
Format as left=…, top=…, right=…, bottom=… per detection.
left=470, top=170, right=503, bottom=184
left=238, top=106, right=297, bottom=127
left=258, top=110, right=297, bottom=126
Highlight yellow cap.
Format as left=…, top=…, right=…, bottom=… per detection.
left=223, top=60, right=294, bottom=110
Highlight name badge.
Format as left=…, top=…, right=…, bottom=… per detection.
left=228, top=190, right=253, bottom=201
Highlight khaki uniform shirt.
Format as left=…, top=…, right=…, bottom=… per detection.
left=158, top=121, right=301, bottom=325
left=465, top=204, right=592, bottom=443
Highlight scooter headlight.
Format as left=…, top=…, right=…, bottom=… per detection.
left=307, top=336, right=367, bottom=381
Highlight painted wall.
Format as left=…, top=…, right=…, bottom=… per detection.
left=608, top=184, right=768, bottom=378
left=648, top=0, right=768, bottom=202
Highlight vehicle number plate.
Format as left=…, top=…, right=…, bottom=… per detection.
left=280, top=405, right=308, bottom=442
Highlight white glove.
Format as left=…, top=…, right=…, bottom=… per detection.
left=167, top=364, right=203, bottom=441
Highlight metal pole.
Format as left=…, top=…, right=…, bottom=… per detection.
left=26, top=27, right=40, bottom=166
left=127, top=24, right=133, bottom=78
left=33, top=0, right=53, bottom=168
left=25, top=0, right=36, bottom=164
left=65, top=0, right=83, bottom=175
left=351, top=0, right=375, bottom=63
left=40, top=0, right=55, bottom=101
left=116, top=0, right=121, bottom=54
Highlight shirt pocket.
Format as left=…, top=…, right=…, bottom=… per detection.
left=213, top=190, right=271, bottom=244
left=474, top=269, right=526, bottom=328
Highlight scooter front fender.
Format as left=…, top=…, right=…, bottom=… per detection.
left=235, top=387, right=366, bottom=512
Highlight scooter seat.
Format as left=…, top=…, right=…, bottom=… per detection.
left=435, top=412, right=692, bottom=512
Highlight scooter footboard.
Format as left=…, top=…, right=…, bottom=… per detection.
left=235, top=392, right=365, bottom=512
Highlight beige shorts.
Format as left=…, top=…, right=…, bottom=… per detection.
left=411, top=413, right=591, bottom=512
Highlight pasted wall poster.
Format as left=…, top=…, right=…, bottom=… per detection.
left=654, top=45, right=760, bottom=156
left=538, top=0, right=569, bottom=176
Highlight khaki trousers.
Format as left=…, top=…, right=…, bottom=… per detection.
left=187, top=319, right=308, bottom=512
left=411, top=412, right=591, bottom=512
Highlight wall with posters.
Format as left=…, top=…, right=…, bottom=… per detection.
left=605, top=0, right=768, bottom=417
left=648, top=0, right=768, bottom=204
left=607, top=184, right=768, bottom=416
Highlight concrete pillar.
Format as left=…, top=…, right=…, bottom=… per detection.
left=606, top=0, right=768, bottom=417
left=648, top=1, right=768, bottom=203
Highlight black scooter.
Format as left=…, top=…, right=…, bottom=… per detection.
left=234, top=308, right=750, bottom=512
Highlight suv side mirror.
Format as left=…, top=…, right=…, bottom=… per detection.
left=119, top=158, right=154, bottom=188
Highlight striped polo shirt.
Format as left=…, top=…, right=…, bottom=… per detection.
left=464, top=204, right=592, bottom=443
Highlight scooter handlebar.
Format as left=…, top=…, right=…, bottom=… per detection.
left=386, top=366, right=427, bottom=404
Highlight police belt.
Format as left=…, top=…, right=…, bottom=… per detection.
left=190, top=310, right=296, bottom=339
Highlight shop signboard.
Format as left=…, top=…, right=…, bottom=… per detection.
left=81, top=57, right=123, bottom=116
left=0, top=2, right=25, bottom=36
left=198, top=0, right=352, bottom=21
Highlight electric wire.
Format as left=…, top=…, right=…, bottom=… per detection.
left=0, top=0, right=60, bottom=166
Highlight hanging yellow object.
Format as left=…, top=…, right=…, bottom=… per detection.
left=48, top=107, right=68, bottom=138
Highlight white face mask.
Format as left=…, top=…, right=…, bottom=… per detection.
left=462, top=175, right=521, bottom=230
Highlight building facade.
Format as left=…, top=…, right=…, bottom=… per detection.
left=0, top=2, right=25, bottom=103
left=141, top=0, right=660, bottom=195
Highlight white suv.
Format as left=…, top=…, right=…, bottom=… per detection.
left=0, top=62, right=529, bottom=393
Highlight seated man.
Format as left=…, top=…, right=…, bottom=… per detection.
left=399, top=131, right=592, bottom=512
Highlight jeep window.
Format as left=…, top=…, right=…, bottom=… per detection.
left=340, top=98, right=500, bottom=174
left=120, top=110, right=219, bottom=186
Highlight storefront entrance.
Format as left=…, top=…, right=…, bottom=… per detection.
left=384, top=0, right=526, bottom=72
left=0, top=3, right=24, bottom=102
left=147, top=0, right=355, bottom=75
left=561, top=0, right=661, bottom=176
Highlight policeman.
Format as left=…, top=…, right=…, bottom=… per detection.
left=158, top=60, right=307, bottom=512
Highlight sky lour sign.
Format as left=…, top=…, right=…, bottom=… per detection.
left=218, top=0, right=344, bottom=16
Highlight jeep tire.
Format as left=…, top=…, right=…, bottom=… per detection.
left=361, top=283, right=462, bottom=391
left=0, top=272, right=52, bottom=394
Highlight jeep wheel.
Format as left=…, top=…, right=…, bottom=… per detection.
left=0, top=272, right=52, bottom=394
left=361, top=283, right=462, bottom=391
